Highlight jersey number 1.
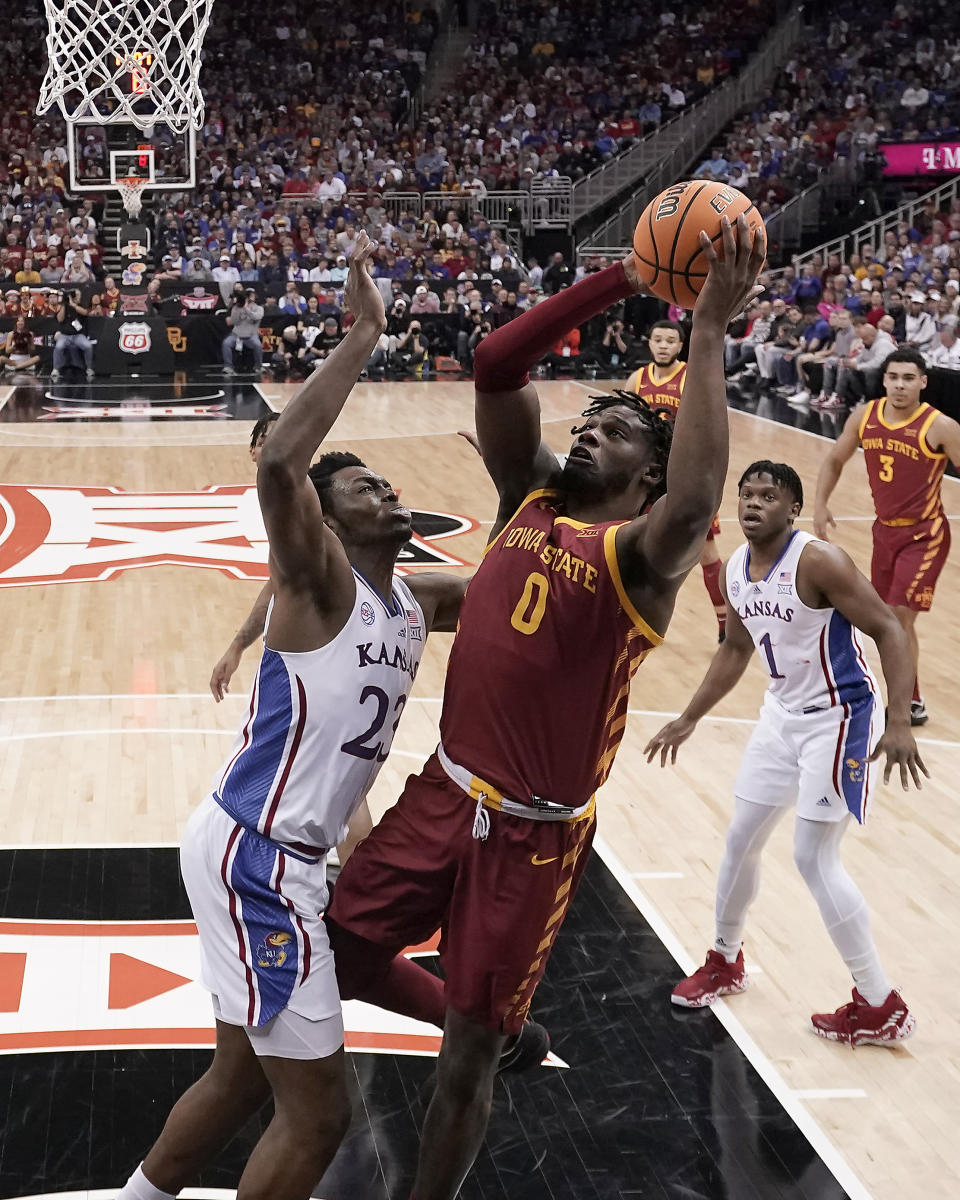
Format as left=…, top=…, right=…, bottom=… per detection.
left=759, top=632, right=786, bottom=680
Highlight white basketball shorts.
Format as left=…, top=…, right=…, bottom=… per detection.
left=180, top=795, right=343, bottom=1055
left=734, top=691, right=881, bottom=824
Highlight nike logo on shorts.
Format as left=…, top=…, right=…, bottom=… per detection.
left=530, top=854, right=558, bottom=866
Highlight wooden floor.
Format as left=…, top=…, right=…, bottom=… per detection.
left=2, top=379, right=959, bottom=1200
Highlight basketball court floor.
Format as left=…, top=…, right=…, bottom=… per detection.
left=1, top=374, right=958, bottom=1200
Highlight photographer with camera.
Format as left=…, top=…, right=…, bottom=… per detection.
left=394, top=318, right=430, bottom=373
left=50, top=288, right=94, bottom=381
left=222, top=286, right=264, bottom=376
left=595, top=317, right=634, bottom=370
left=467, top=310, right=493, bottom=365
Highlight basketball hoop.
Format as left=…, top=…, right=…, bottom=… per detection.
left=116, top=175, right=147, bottom=219
left=37, top=0, right=214, bottom=133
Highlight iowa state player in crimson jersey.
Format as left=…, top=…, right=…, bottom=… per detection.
left=326, top=215, right=766, bottom=1200
left=627, top=319, right=728, bottom=641
left=815, top=347, right=960, bottom=725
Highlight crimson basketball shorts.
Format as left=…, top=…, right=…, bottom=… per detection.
left=707, top=513, right=722, bottom=541
left=870, top=516, right=951, bottom=611
left=327, top=752, right=596, bottom=1035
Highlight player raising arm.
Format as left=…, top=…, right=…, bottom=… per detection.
left=325, top=215, right=765, bottom=1200
left=626, top=319, right=729, bottom=642
left=646, top=460, right=925, bottom=1046
left=116, top=233, right=466, bottom=1200
left=813, top=347, right=960, bottom=725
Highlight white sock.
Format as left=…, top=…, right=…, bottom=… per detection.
left=713, top=933, right=742, bottom=963
left=116, top=1164, right=178, bottom=1200
left=714, top=797, right=786, bottom=963
left=793, top=816, right=892, bottom=1007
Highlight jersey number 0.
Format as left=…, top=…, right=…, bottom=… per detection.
left=510, top=571, right=549, bottom=635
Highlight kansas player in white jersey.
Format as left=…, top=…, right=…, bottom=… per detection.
left=646, top=461, right=927, bottom=1047
left=118, top=235, right=467, bottom=1200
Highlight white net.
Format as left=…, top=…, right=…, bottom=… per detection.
left=116, top=175, right=147, bottom=218
left=38, top=0, right=214, bottom=133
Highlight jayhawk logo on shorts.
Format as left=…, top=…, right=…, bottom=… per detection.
left=846, top=757, right=864, bottom=783
left=256, top=930, right=293, bottom=968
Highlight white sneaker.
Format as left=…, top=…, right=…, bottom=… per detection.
left=223, top=366, right=235, bottom=376
left=86, top=368, right=95, bottom=380
left=50, top=368, right=60, bottom=381
left=786, top=389, right=810, bottom=406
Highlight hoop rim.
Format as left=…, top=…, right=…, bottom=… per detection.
left=116, top=175, right=148, bottom=217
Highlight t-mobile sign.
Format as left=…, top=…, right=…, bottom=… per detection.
left=881, top=142, right=960, bottom=176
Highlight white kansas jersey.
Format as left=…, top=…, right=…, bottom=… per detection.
left=214, top=570, right=425, bottom=855
left=726, top=530, right=878, bottom=714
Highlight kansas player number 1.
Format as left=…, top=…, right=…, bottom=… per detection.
left=758, top=631, right=785, bottom=680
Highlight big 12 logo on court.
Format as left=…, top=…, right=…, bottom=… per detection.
left=0, top=485, right=477, bottom=587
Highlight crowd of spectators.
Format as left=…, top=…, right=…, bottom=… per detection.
left=0, top=0, right=776, bottom=229
left=719, top=192, right=960, bottom=411
left=0, top=0, right=776, bottom=374
left=690, top=0, right=960, bottom=226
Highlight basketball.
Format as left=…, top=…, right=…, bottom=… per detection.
left=632, top=181, right=765, bottom=309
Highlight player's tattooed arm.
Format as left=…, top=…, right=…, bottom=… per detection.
left=813, top=404, right=867, bottom=540
left=209, top=580, right=273, bottom=701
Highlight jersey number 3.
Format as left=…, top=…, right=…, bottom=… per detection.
left=878, top=454, right=895, bottom=483
left=341, top=686, right=407, bottom=762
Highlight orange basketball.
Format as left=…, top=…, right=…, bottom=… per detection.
left=632, top=180, right=765, bottom=309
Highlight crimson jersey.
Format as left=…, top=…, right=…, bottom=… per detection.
left=858, top=399, right=947, bottom=525
left=439, top=489, right=663, bottom=810
left=626, top=360, right=687, bottom=417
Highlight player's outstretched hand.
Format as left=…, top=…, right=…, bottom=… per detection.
left=813, top=504, right=836, bottom=541
left=870, top=722, right=929, bottom=790
left=210, top=643, right=242, bottom=702
left=343, top=232, right=386, bottom=329
left=693, top=214, right=767, bottom=329
left=643, top=715, right=698, bottom=767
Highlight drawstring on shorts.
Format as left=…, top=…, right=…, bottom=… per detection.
left=472, top=795, right=490, bottom=841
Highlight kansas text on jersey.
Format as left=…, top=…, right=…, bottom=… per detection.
left=215, top=571, right=425, bottom=854
left=726, top=530, right=878, bottom=714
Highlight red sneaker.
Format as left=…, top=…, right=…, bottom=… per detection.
left=811, top=988, right=916, bottom=1046
left=671, top=949, right=747, bottom=1008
